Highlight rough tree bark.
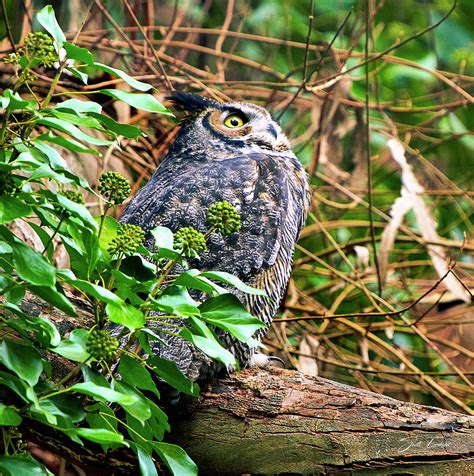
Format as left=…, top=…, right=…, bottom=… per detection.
left=7, top=294, right=474, bottom=474
left=173, top=368, right=474, bottom=474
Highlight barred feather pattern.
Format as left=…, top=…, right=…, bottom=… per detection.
left=119, top=93, right=311, bottom=382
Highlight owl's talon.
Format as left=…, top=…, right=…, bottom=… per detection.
left=250, top=352, right=286, bottom=369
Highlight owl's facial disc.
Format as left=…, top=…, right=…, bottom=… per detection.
left=207, top=107, right=289, bottom=151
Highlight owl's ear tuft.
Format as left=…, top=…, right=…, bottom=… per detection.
left=167, top=92, right=222, bottom=113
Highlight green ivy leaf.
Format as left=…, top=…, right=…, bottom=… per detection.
left=6, top=309, right=61, bottom=348
left=28, top=164, right=75, bottom=185
left=0, top=196, right=32, bottom=224
left=151, top=225, right=174, bottom=249
left=95, top=215, right=119, bottom=256
left=48, top=110, right=104, bottom=130
left=1, top=89, right=36, bottom=111
left=27, top=285, right=77, bottom=317
left=67, top=279, right=122, bottom=304
left=63, top=42, right=94, bottom=65
left=0, top=455, right=52, bottom=476
left=152, top=285, right=200, bottom=316
left=39, top=394, right=84, bottom=423
left=0, top=241, right=12, bottom=254
left=137, top=446, right=159, bottom=476
left=76, top=428, right=127, bottom=446
left=99, top=90, right=173, bottom=115
left=149, top=226, right=182, bottom=260
left=148, top=356, right=199, bottom=397
left=180, top=317, right=237, bottom=367
left=27, top=222, right=54, bottom=260
left=0, top=403, right=22, bottom=426
left=66, top=224, right=101, bottom=276
left=126, top=414, right=153, bottom=449
left=174, top=269, right=226, bottom=295
left=85, top=402, right=118, bottom=432
left=0, top=339, right=43, bottom=386
left=119, top=255, right=157, bottom=282
left=152, top=442, right=198, bottom=476
left=9, top=240, right=56, bottom=287
left=66, top=67, right=88, bottom=84
left=52, top=329, right=89, bottom=362
left=148, top=400, right=169, bottom=436
left=106, top=301, right=145, bottom=330
left=37, top=117, right=112, bottom=146
left=55, top=98, right=101, bottom=114
left=0, top=370, right=39, bottom=405
left=118, top=355, right=160, bottom=398
left=94, top=63, right=153, bottom=92
left=89, top=112, right=142, bottom=139
left=200, top=271, right=267, bottom=296
left=199, top=293, right=265, bottom=342
left=38, top=132, right=100, bottom=155
left=70, top=382, right=138, bottom=405
left=57, top=193, right=98, bottom=230
left=37, top=5, right=66, bottom=48
left=114, top=381, right=151, bottom=423
left=32, top=140, right=68, bottom=169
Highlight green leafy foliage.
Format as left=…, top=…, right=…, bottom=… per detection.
left=0, top=7, right=267, bottom=474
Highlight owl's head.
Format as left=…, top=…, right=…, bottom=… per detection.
left=168, top=92, right=291, bottom=154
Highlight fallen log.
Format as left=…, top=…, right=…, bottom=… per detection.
left=6, top=294, right=474, bottom=474
left=173, top=368, right=474, bottom=474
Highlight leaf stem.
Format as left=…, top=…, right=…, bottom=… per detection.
left=42, top=216, right=64, bottom=255
left=98, top=204, right=110, bottom=239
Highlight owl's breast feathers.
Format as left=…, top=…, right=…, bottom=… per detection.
left=121, top=151, right=310, bottom=325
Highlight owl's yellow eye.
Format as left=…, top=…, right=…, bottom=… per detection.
left=223, top=113, right=246, bottom=128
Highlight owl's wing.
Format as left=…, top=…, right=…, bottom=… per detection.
left=120, top=152, right=294, bottom=281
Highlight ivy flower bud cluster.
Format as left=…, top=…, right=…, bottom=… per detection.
left=174, top=227, right=207, bottom=258
left=207, top=201, right=241, bottom=235
left=21, top=32, right=56, bottom=68
left=108, top=223, right=145, bottom=257
left=54, top=190, right=84, bottom=218
left=62, top=190, right=85, bottom=204
left=86, top=329, right=119, bottom=362
left=98, top=172, right=131, bottom=205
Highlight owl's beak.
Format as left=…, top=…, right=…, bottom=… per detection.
left=267, top=123, right=279, bottom=140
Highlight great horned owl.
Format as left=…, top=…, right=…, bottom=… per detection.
left=120, top=92, right=310, bottom=381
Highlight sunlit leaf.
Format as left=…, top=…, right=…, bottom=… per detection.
left=37, top=117, right=112, bottom=146
left=37, top=5, right=66, bottom=48
left=137, top=446, right=159, bottom=476
left=63, top=42, right=94, bottom=66
left=94, top=62, right=153, bottom=91
left=200, top=271, right=267, bottom=296
left=76, top=428, right=127, bottom=445
left=99, top=89, right=173, bottom=115
left=52, top=329, right=89, bottom=362
left=106, top=302, right=145, bottom=330
left=71, top=382, right=138, bottom=405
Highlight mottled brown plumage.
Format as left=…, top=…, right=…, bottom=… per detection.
left=120, top=92, right=310, bottom=381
